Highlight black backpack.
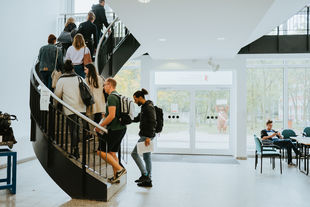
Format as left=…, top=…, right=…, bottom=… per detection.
left=154, top=106, right=164, bottom=133
left=77, top=76, right=95, bottom=107
left=0, top=111, right=18, bottom=148
left=59, top=74, right=95, bottom=107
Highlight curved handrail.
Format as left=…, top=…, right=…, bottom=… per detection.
left=31, top=62, right=108, bottom=134
left=95, top=17, right=119, bottom=72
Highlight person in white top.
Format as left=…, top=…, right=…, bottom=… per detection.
left=54, top=60, right=87, bottom=159
left=65, top=34, right=91, bottom=78
left=84, top=63, right=106, bottom=125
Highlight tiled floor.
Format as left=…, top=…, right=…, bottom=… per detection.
left=0, top=156, right=310, bottom=207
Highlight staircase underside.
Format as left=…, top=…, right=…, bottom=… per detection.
left=239, top=35, right=310, bottom=54
left=31, top=119, right=127, bottom=201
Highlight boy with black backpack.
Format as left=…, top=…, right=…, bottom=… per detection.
left=131, top=88, right=163, bottom=187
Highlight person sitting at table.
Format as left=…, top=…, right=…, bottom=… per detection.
left=261, top=120, right=302, bottom=165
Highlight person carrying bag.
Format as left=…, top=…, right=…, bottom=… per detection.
left=51, top=47, right=62, bottom=89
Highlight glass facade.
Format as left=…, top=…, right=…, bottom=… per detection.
left=114, top=60, right=141, bottom=150
left=247, top=59, right=310, bottom=150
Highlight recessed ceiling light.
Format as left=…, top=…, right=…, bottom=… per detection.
left=217, top=37, right=225, bottom=41
left=158, top=38, right=167, bottom=42
left=138, top=0, right=151, bottom=3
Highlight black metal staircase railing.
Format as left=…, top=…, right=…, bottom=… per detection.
left=31, top=61, right=110, bottom=176
left=95, top=17, right=140, bottom=78
left=30, top=62, right=119, bottom=201
left=267, top=6, right=309, bottom=36
left=30, top=12, right=139, bottom=200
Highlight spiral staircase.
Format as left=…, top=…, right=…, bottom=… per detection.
left=30, top=16, right=140, bottom=201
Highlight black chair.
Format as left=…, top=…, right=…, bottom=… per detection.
left=254, top=135, right=282, bottom=174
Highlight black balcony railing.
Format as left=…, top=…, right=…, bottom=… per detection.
left=268, top=6, right=310, bottom=36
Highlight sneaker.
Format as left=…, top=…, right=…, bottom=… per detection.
left=288, top=162, right=296, bottom=166
left=108, top=176, right=120, bottom=184
left=114, top=168, right=127, bottom=181
left=73, top=148, right=80, bottom=159
left=69, top=150, right=80, bottom=160
left=137, top=180, right=152, bottom=187
left=135, top=175, right=149, bottom=183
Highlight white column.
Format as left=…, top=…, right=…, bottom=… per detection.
left=234, top=57, right=247, bottom=159
left=64, top=0, right=74, bottom=14
left=140, top=55, right=154, bottom=99
left=283, top=65, right=289, bottom=129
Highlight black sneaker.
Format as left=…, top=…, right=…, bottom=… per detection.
left=108, top=176, right=120, bottom=184
left=135, top=175, right=149, bottom=183
left=137, top=180, right=152, bottom=187
left=114, top=168, right=127, bottom=182
left=73, top=148, right=80, bottom=159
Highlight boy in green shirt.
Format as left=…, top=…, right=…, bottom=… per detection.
left=95, top=78, right=127, bottom=183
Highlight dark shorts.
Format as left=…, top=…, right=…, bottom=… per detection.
left=98, top=128, right=126, bottom=152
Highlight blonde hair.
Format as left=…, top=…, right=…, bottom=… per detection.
left=88, top=11, right=96, bottom=21
left=65, top=17, right=75, bottom=27
left=105, top=77, right=117, bottom=88
left=72, top=33, right=86, bottom=50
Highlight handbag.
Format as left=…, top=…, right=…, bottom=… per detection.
left=83, top=47, right=92, bottom=65
left=78, top=76, right=95, bottom=106
left=51, top=48, right=62, bottom=88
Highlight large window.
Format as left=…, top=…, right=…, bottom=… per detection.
left=247, top=67, right=284, bottom=150
left=247, top=59, right=310, bottom=151
left=114, top=60, right=141, bottom=150
left=288, top=68, right=310, bottom=132
left=74, top=0, right=101, bottom=13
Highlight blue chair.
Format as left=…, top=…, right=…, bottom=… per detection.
left=282, top=129, right=297, bottom=139
left=303, top=127, right=310, bottom=137
left=254, top=135, right=282, bottom=174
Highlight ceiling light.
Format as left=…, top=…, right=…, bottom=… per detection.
left=217, top=37, right=225, bottom=41
left=158, top=38, right=167, bottom=42
left=138, top=0, right=151, bottom=3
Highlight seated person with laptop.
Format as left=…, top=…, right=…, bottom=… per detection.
left=261, top=120, right=302, bottom=165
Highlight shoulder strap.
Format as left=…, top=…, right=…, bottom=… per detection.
left=77, top=76, right=85, bottom=84
left=111, top=93, right=120, bottom=98
left=54, top=47, right=58, bottom=70
left=110, top=93, right=122, bottom=115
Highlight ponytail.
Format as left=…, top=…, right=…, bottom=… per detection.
left=134, top=88, right=148, bottom=98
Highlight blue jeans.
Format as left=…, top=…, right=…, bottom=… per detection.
left=73, top=64, right=85, bottom=78
left=40, top=71, right=52, bottom=90
left=131, top=136, right=154, bottom=177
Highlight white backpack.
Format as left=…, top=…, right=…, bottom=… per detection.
left=113, top=94, right=135, bottom=125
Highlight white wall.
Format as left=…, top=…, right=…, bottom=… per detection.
left=0, top=0, right=64, bottom=158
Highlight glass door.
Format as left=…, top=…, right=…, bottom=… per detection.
left=194, top=90, right=231, bottom=153
left=156, top=89, right=192, bottom=153
left=155, top=87, right=231, bottom=154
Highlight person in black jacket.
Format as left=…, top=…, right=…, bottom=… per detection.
left=92, top=0, right=109, bottom=38
left=77, top=11, right=98, bottom=58
left=58, top=17, right=77, bottom=53
left=261, top=120, right=301, bottom=165
left=131, top=88, right=156, bottom=187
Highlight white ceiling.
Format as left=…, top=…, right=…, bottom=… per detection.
left=109, top=0, right=310, bottom=59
